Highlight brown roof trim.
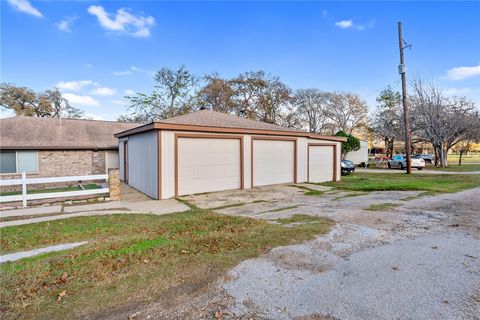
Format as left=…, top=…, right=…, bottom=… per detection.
left=115, top=122, right=347, bottom=142
left=0, top=146, right=118, bottom=151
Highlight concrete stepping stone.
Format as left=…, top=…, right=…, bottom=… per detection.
left=0, top=205, right=62, bottom=218
left=0, top=241, right=88, bottom=263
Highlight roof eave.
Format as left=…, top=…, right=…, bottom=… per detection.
left=115, top=122, right=348, bottom=142
left=0, top=146, right=119, bottom=150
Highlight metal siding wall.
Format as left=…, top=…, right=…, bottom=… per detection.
left=127, top=131, right=158, bottom=199
left=244, top=135, right=251, bottom=189
left=161, top=131, right=175, bottom=199
left=118, top=141, right=125, bottom=181
left=336, top=141, right=342, bottom=181
left=297, top=137, right=308, bottom=183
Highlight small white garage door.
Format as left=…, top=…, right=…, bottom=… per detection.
left=252, top=139, right=295, bottom=187
left=309, top=145, right=335, bottom=182
left=177, top=137, right=241, bottom=196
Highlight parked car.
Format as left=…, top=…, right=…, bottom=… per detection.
left=388, top=155, right=425, bottom=170
left=414, top=154, right=434, bottom=164
left=341, top=160, right=355, bottom=175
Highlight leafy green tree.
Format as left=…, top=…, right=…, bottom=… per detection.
left=122, top=65, right=199, bottom=122
left=335, top=130, right=360, bottom=159
left=0, top=83, right=84, bottom=118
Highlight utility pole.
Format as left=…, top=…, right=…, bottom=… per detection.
left=398, top=21, right=412, bottom=174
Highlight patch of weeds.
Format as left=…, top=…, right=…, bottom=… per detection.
left=333, top=192, right=368, bottom=200
left=291, top=185, right=326, bottom=196
left=400, top=192, right=430, bottom=201
left=260, top=205, right=299, bottom=214
left=304, top=190, right=325, bottom=196
left=212, top=200, right=267, bottom=211
left=364, top=203, right=399, bottom=211
left=275, top=214, right=331, bottom=225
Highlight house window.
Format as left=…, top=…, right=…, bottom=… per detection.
left=0, top=150, right=38, bottom=174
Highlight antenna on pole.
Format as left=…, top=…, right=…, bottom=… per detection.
left=398, top=21, right=412, bottom=174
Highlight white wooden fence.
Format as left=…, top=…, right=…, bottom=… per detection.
left=0, top=173, right=109, bottom=207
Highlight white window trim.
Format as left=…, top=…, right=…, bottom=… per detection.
left=0, top=150, right=39, bottom=175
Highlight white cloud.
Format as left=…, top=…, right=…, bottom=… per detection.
left=91, top=86, right=117, bottom=96
left=55, top=16, right=77, bottom=32
left=125, top=89, right=135, bottom=95
left=444, top=63, right=480, bottom=81
left=6, top=0, right=42, bottom=18
left=113, top=66, right=153, bottom=76
left=110, top=100, right=126, bottom=105
left=335, top=20, right=352, bottom=29
left=63, top=93, right=99, bottom=106
left=335, top=19, right=375, bottom=31
left=84, top=113, right=105, bottom=120
left=56, top=80, right=93, bottom=91
left=87, top=5, right=155, bottom=38
left=113, top=70, right=132, bottom=76
left=443, top=88, right=471, bottom=95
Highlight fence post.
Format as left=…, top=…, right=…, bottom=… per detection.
left=22, top=172, right=27, bottom=207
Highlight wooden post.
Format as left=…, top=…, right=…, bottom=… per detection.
left=398, top=22, right=412, bottom=174
left=21, top=172, right=27, bottom=207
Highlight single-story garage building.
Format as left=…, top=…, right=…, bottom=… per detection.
left=115, top=109, right=347, bottom=199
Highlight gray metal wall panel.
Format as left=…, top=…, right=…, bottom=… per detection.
left=119, top=141, right=125, bottom=181
left=127, top=131, right=158, bottom=199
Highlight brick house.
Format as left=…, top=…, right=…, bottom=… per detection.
left=0, top=116, right=139, bottom=190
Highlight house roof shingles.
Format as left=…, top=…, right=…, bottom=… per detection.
left=0, top=116, right=139, bottom=150
left=115, top=109, right=347, bottom=142
left=159, top=109, right=300, bottom=132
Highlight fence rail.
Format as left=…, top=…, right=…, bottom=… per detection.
left=0, top=173, right=109, bottom=207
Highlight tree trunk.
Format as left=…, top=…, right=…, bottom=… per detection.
left=459, top=150, right=463, bottom=166
left=434, top=147, right=439, bottom=167
left=439, top=146, right=448, bottom=168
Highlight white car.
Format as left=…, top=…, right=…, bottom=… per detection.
left=388, top=155, right=425, bottom=170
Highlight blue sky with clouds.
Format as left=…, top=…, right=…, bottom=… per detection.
left=1, top=0, right=479, bottom=120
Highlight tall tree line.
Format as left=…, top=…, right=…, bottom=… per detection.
left=118, top=65, right=369, bottom=135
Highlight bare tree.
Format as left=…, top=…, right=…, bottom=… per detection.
left=323, top=92, right=368, bottom=134
left=278, top=106, right=303, bottom=130
left=294, top=88, right=328, bottom=133
left=257, top=75, right=291, bottom=124
left=123, top=65, right=199, bottom=122
left=371, top=87, right=403, bottom=158
left=197, top=73, right=235, bottom=113
left=1, top=83, right=84, bottom=118
left=410, top=79, right=480, bottom=167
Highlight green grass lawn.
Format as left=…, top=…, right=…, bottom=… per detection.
left=321, top=172, right=480, bottom=194
left=446, top=154, right=480, bottom=164
left=0, top=206, right=333, bottom=320
left=0, top=184, right=100, bottom=197
left=426, top=164, right=480, bottom=172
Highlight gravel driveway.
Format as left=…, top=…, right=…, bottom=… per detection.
left=112, top=185, right=480, bottom=320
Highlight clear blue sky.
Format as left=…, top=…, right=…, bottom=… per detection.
left=1, top=1, right=479, bottom=120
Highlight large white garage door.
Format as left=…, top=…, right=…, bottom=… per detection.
left=177, top=137, right=241, bottom=196
left=309, top=145, right=334, bottom=182
left=252, top=139, right=295, bottom=187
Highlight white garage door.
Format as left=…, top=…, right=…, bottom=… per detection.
left=177, top=137, right=241, bottom=196
left=252, top=139, right=295, bottom=187
left=309, top=145, right=334, bottom=182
